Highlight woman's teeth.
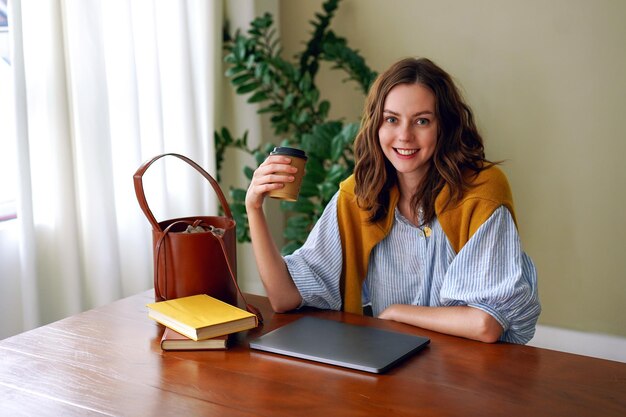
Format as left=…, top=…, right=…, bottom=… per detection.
left=396, top=148, right=417, bottom=156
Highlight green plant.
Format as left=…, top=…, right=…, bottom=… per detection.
left=215, top=0, right=376, bottom=255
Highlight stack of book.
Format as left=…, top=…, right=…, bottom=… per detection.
left=146, top=294, right=259, bottom=351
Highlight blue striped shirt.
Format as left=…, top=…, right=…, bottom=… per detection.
left=284, top=193, right=541, bottom=344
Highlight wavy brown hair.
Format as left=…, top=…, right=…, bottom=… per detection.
left=353, top=57, right=491, bottom=225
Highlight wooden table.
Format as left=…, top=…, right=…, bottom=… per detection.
left=1, top=290, right=625, bottom=416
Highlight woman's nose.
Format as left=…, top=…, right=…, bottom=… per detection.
left=398, top=124, right=414, bottom=142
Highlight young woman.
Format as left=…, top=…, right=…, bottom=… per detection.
left=245, top=57, right=540, bottom=344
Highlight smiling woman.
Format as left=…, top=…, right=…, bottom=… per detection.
left=245, top=57, right=540, bottom=344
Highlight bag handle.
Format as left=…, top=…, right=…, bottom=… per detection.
left=153, top=219, right=263, bottom=324
left=133, top=153, right=232, bottom=232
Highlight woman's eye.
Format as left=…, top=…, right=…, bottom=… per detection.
left=415, top=118, right=430, bottom=126
left=385, top=116, right=398, bottom=123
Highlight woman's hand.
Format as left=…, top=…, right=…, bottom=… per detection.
left=245, top=155, right=298, bottom=210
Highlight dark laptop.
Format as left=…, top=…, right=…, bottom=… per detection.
left=249, top=316, right=430, bottom=374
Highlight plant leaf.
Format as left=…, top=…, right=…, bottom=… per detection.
left=299, top=176, right=319, bottom=197
left=325, top=163, right=347, bottom=183
left=225, top=65, right=245, bottom=77
left=286, top=214, right=311, bottom=228
left=236, top=82, right=260, bottom=94
left=319, top=181, right=338, bottom=202
left=221, top=127, right=233, bottom=144
left=248, top=91, right=268, bottom=103
left=318, top=100, right=330, bottom=118
left=254, top=150, right=267, bottom=166
left=231, top=73, right=254, bottom=85
left=280, top=241, right=302, bottom=256
left=283, top=93, right=295, bottom=109
left=283, top=226, right=309, bottom=241
left=280, top=198, right=315, bottom=213
left=230, top=188, right=247, bottom=202
left=302, top=156, right=326, bottom=183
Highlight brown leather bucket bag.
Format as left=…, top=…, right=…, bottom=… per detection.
left=133, top=153, right=262, bottom=321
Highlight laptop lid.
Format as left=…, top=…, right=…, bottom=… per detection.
left=249, top=316, right=430, bottom=374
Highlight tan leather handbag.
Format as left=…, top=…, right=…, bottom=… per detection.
left=133, top=153, right=261, bottom=321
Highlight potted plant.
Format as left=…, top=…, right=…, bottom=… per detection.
left=215, top=0, right=376, bottom=254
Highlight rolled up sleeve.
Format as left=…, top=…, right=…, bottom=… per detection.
left=440, top=206, right=541, bottom=344
left=284, top=194, right=343, bottom=311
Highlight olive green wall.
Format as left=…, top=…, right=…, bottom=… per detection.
left=279, top=0, right=626, bottom=337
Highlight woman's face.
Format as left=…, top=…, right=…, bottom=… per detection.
left=378, top=83, right=438, bottom=187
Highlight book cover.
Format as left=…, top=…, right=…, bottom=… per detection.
left=160, top=328, right=228, bottom=351
left=146, top=294, right=258, bottom=341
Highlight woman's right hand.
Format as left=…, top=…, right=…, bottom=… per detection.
left=244, top=154, right=304, bottom=312
left=245, top=155, right=298, bottom=210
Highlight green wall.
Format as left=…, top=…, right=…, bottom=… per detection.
left=279, top=0, right=626, bottom=337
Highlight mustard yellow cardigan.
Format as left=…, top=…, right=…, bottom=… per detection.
left=336, top=166, right=517, bottom=314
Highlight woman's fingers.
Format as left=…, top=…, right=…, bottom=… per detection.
left=253, top=156, right=297, bottom=184
left=252, top=169, right=295, bottom=184
left=256, top=156, right=297, bottom=175
left=246, top=155, right=299, bottom=209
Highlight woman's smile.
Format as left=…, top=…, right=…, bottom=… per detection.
left=395, top=148, right=419, bottom=157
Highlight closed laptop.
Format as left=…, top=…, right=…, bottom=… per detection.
left=249, top=316, right=430, bottom=374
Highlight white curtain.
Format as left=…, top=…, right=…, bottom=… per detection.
left=2, top=0, right=226, bottom=337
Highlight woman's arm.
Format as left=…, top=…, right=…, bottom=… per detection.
left=378, top=304, right=503, bottom=343
left=246, top=155, right=302, bottom=312
left=378, top=206, right=539, bottom=344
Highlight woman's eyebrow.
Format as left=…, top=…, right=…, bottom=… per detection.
left=383, top=109, right=434, bottom=117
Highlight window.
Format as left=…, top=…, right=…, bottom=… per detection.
left=0, top=0, right=18, bottom=222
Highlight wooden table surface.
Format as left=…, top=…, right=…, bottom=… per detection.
left=1, top=290, right=625, bottom=417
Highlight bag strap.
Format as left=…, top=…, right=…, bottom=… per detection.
left=154, top=219, right=263, bottom=324
left=133, top=153, right=232, bottom=232
left=153, top=220, right=190, bottom=302
left=207, top=225, right=264, bottom=324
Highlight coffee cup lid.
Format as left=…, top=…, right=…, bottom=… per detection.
left=270, top=147, right=307, bottom=160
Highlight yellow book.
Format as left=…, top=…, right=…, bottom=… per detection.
left=146, top=294, right=258, bottom=341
